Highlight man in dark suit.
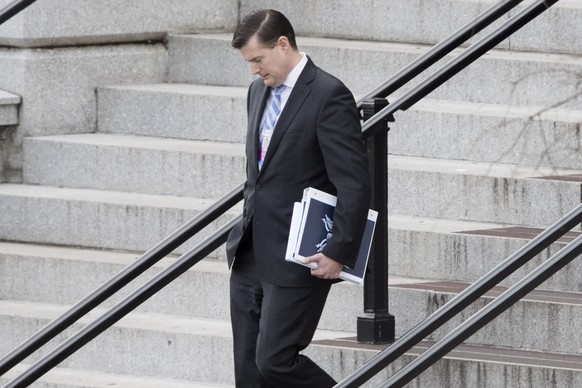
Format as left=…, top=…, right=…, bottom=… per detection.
left=226, top=9, right=371, bottom=387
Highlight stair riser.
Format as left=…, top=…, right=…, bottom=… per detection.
left=392, top=107, right=582, bottom=170
left=0, top=0, right=236, bottom=48
left=97, top=86, right=247, bottom=143
left=0, top=254, right=232, bottom=324
left=23, top=138, right=246, bottom=198
left=389, top=170, right=581, bottom=226
left=0, top=315, right=235, bottom=385
left=168, top=35, right=582, bottom=109
left=389, top=228, right=582, bottom=293
left=239, top=0, right=582, bottom=55
left=0, top=193, right=235, bottom=255
left=390, top=287, right=582, bottom=355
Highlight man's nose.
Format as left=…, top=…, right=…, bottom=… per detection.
left=250, top=63, right=260, bottom=75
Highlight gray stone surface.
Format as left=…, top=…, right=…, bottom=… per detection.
left=0, top=43, right=166, bottom=180
left=0, top=0, right=238, bottom=47
left=168, top=34, right=582, bottom=109
left=239, top=0, right=582, bottom=55
left=392, top=99, right=582, bottom=170
left=0, top=303, right=237, bottom=385
left=387, top=215, right=582, bottom=293
left=0, top=44, right=167, bottom=138
left=388, top=155, right=582, bottom=226
left=1, top=363, right=230, bottom=388
left=98, top=84, right=582, bottom=170
left=0, top=89, right=20, bottom=126
left=0, top=184, right=240, bottom=254
left=97, top=84, right=247, bottom=142
left=1, top=298, right=582, bottom=388
left=23, top=134, right=246, bottom=198
left=389, top=284, right=582, bottom=355
left=2, top=241, right=581, bottom=355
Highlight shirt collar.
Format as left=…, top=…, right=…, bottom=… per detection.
left=281, top=52, right=307, bottom=90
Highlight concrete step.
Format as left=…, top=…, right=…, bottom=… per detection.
left=97, top=84, right=247, bottom=143
left=0, top=89, right=20, bottom=127
left=1, top=363, right=233, bottom=388
left=1, top=240, right=580, bottom=355
left=395, top=99, right=582, bottom=170
left=2, top=300, right=582, bottom=388
left=2, top=211, right=580, bottom=316
left=168, top=34, right=582, bottom=109
left=0, top=242, right=233, bottom=323
left=315, top=336, right=582, bottom=388
left=97, top=83, right=582, bottom=170
left=0, top=0, right=236, bottom=48
left=390, top=278, right=582, bottom=356
left=0, top=183, right=240, bottom=255
left=23, top=133, right=245, bottom=198
left=0, top=300, right=351, bottom=386
left=0, top=43, right=167, bottom=138
left=388, top=215, right=582, bottom=293
left=388, top=155, right=582, bottom=226
left=238, top=0, right=582, bottom=55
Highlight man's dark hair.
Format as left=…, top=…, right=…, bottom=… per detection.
left=232, top=9, right=297, bottom=50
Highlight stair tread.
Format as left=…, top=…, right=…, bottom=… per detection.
left=388, top=154, right=582, bottom=179
left=0, top=299, right=353, bottom=341
left=3, top=299, right=581, bottom=374
left=390, top=278, right=582, bottom=306
left=28, top=132, right=244, bottom=156
left=2, top=241, right=580, bottom=304
left=101, top=82, right=582, bottom=122
left=0, top=183, right=227, bottom=210
left=176, top=33, right=582, bottom=67
left=2, top=363, right=233, bottom=388
left=315, top=337, right=582, bottom=371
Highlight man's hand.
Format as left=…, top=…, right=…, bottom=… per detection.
left=302, top=253, right=343, bottom=279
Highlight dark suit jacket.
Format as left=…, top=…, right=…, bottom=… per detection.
left=226, top=57, right=371, bottom=288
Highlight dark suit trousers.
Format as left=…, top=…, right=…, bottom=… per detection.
left=230, top=233, right=336, bottom=387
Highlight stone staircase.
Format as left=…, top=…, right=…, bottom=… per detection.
left=1, top=0, right=582, bottom=387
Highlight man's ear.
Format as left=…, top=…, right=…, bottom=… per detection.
left=277, top=36, right=290, bottom=52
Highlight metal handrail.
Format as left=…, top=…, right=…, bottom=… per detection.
left=0, top=0, right=562, bottom=385
left=3, top=214, right=243, bottom=387
left=0, top=182, right=244, bottom=376
left=361, top=0, right=560, bottom=138
left=355, top=0, right=524, bottom=107
left=335, top=203, right=582, bottom=387
left=0, top=0, right=37, bottom=25
left=382, top=228, right=582, bottom=388
left=0, top=0, right=528, bottom=376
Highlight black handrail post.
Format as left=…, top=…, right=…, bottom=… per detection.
left=357, top=98, right=395, bottom=344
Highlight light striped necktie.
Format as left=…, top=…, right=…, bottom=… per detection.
left=259, top=84, right=286, bottom=170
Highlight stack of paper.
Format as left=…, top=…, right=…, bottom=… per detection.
left=285, top=187, right=378, bottom=284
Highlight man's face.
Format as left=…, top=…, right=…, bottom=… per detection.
left=240, top=35, right=288, bottom=88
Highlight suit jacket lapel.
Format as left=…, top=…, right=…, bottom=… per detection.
left=259, top=58, right=316, bottom=174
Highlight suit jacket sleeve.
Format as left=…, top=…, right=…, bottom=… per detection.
left=316, top=80, right=371, bottom=268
